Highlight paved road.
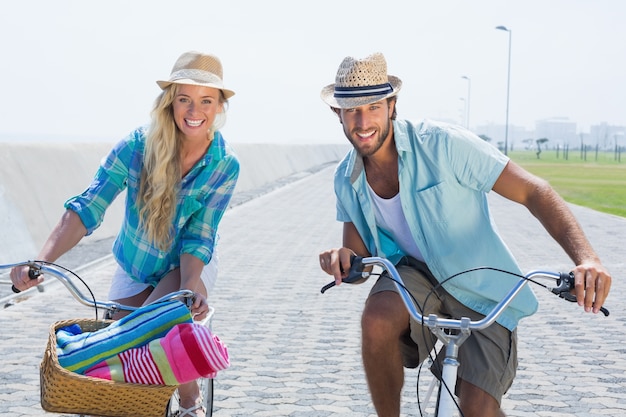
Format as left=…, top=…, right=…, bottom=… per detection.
left=0, top=165, right=624, bottom=416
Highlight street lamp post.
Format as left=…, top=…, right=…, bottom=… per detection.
left=459, top=97, right=466, bottom=127
left=496, top=25, right=512, bottom=156
left=461, top=75, right=471, bottom=130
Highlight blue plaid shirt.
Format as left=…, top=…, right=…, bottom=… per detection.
left=65, top=127, right=240, bottom=286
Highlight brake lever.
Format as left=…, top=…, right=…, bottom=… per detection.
left=185, top=293, right=195, bottom=310
left=551, top=272, right=609, bottom=316
left=320, top=255, right=367, bottom=294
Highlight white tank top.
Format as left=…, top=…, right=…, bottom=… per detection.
left=367, top=184, right=425, bottom=262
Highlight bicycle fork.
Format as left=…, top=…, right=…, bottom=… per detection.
left=428, top=316, right=471, bottom=417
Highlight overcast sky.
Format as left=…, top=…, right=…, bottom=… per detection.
left=1, top=0, right=624, bottom=144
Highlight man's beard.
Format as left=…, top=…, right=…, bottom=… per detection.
left=346, top=119, right=391, bottom=157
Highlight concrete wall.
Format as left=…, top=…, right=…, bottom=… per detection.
left=0, top=142, right=348, bottom=264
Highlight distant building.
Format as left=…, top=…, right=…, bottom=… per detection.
left=534, top=117, right=577, bottom=149
left=475, top=118, right=626, bottom=153
left=589, top=122, right=626, bottom=150
left=474, top=122, right=534, bottom=152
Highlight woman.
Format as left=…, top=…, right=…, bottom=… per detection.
left=11, top=51, right=240, bottom=416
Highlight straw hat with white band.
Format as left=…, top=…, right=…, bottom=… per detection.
left=157, top=51, right=235, bottom=99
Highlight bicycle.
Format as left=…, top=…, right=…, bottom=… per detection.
left=2, top=260, right=216, bottom=417
left=321, top=256, right=610, bottom=417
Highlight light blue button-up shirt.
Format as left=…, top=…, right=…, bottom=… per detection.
left=334, top=119, right=538, bottom=331
left=65, top=126, right=240, bottom=287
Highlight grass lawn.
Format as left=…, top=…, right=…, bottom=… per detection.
left=509, top=150, right=626, bottom=218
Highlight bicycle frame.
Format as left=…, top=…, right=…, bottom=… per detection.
left=324, top=256, right=603, bottom=417
left=364, top=257, right=533, bottom=416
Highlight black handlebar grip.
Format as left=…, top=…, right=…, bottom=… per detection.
left=343, top=255, right=364, bottom=283
left=11, top=267, right=41, bottom=293
left=561, top=271, right=575, bottom=287
left=551, top=272, right=574, bottom=298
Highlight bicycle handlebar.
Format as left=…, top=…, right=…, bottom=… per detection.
left=321, top=256, right=609, bottom=331
left=2, top=260, right=196, bottom=314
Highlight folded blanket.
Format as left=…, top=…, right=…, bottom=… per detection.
left=84, top=323, right=230, bottom=385
left=56, top=300, right=193, bottom=374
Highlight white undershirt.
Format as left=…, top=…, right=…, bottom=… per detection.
left=367, top=184, right=425, bottom=262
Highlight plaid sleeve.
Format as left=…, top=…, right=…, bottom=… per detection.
left=64, top=131, right=140, bottom=235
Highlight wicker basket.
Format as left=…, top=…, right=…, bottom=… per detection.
left=40, top=318, right=177, bottom=417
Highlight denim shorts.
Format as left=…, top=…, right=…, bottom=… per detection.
left=369, top=257, right=517, bottom=404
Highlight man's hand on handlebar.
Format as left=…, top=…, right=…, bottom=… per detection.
left=570, top=261, right=612, bottom=315
left=319, top=248, right=372, bottom=288
left=319, top=248, right=358, bottom=286
left=10, top=265, right=44, bottom=292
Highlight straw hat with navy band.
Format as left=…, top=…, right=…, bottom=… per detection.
left=320, top=53, right=402, bottom=109
left=157, top=51, right=235, bottom=99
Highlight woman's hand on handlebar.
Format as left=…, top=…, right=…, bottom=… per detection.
left=10, top=265, right=43, bottom=292
left=570, top=261, right=612, bottom=314
left=319, top=248, right=357, bottom=286
left=190, top=292, right=210, bottom=321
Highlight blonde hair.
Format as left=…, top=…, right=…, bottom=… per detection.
left=138, top=84, right=227, bottom=250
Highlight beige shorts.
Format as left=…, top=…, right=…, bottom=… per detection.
left=369, top=257, right=517, bottom=404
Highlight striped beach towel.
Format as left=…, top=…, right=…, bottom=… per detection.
left=56, top=300, right=193, bottom=374
left=84, top=323, right=230, bottom=385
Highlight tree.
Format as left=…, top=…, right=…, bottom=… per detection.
left=478, top=134, right=492, bottom=142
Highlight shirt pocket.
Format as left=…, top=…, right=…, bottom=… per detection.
left=175, top=196, right=204, bottom=231
left=412, top=180, right=487, bottom=259
left=412, top=181, right=452, bottom=225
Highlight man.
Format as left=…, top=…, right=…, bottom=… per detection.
left=318, top=53, right=611, bottom=417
